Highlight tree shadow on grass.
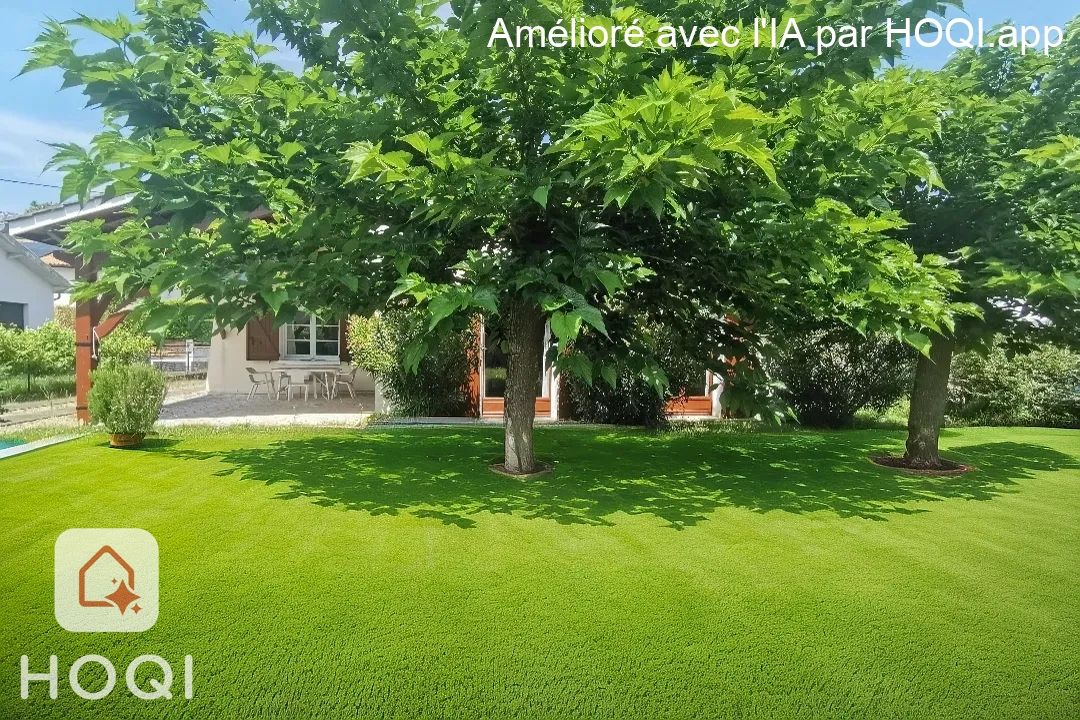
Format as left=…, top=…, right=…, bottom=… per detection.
left=166, top=428, right=1079, bottom=528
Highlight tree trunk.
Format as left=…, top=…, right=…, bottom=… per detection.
left=502, top=296, right=545, bottom=474
left=904, top=333, right=955, bottom=468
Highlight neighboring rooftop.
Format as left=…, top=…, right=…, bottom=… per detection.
left=0, top=231, right=70, bottom=291
left=18, top=238, right=76, bottom=269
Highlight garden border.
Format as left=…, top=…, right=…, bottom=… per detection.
left=0, top=434, right=81, bottom=460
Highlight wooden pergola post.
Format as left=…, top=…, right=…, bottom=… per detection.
left=74, top=254, right=129, bottom=423
left=74, top=302, right=97, bottom=424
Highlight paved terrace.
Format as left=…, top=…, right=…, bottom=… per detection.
left=157, top=392, right=377, bottom=427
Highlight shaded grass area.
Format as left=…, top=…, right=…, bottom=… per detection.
left=1, top=425, right=1077, bottom=719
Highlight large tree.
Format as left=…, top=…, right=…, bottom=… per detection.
left=30, top=0, right=967, bottom=473
left=894, top=18, right=1080, bottom=468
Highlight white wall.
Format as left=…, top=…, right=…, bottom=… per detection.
left=54, top=267, right=76, bottom=307
left=207, top=325, right=377, bottom=397
left=0, top=252, right=57, bottom=328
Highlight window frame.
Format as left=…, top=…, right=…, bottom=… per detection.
left=280, top=313, right=340, bottom=361
left=0, top=301, right=27, bottom=330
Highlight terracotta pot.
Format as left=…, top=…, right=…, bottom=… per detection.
left=109, top=433, right=145, bottom=449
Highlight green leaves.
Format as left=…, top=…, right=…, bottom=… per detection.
left=67, top=13, right=136, bottom=43
left=202, top=144, right=232, bottom=164
left=548, top=310, right=583, bottom=346
left=344, top=142, right=414, bottom=183
left=45, top=143, right=105, bottom=204
left=554, top=62, right=785, bottom=218
left=259, top=288, right=289, bottom=315
left=901, top=330, right=933, bottom=358
left=23, top=0, right=1027, bottom=432
left=531, top=184, right=550, bottom=208
left=19, top=19, right=74, bottom=76
left=278, top=142, right=305, bottom=162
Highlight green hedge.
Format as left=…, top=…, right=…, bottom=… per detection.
left=773, top=328, right=914, bottom=428
left=347, top=310, right=476, bottom=417
left=562, top=324, right=705, bottom=428
left=0, top=322, right=76, bottom=407
left=948, top=340, right=1080, bottom=428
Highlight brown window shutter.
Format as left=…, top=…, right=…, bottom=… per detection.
left=339, top=317, right=352, bottom=362
left=246, top=315, right=280, bottom=361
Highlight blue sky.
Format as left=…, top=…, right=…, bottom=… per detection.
left=0, top=0, right=1076, bottom=213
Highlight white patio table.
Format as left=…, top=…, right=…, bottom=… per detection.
left=269, top=360, right=341, bottom=400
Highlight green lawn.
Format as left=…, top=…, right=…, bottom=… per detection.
left=1, top=425, right=1077, bottom=719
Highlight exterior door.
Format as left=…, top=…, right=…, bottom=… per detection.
left=480, top=323, right=551, bottom=417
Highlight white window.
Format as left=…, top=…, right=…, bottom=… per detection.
left=282, top=313, right=339, bottom=359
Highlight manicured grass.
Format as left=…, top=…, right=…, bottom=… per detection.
left=1, top=425, right=1077, bottom=719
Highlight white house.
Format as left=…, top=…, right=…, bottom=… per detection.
left=0, top=231, right=69, bottom=328
left=206, top=314, right=376, bottom=396
left=8, top=198, right=723, bottom=419
left=16, top=238, right=77, bottom=306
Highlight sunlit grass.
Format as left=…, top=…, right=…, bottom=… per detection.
left=1, top=425, right=1077, bottom=719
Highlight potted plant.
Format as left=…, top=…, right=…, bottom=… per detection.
left=87, top=364, right=167, bottom=448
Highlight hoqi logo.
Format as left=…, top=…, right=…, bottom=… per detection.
left=19, top=529, right=193, bottom=702
left=54, top=528, right=158, bottom=632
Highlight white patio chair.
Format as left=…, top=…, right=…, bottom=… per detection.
left=245, top=367, right=275, bottom=399
left=278, top=372, right=310, bottom=401
left=311, top=371, right=333, bottom=400
left=330, top=367, right=357, bottom=399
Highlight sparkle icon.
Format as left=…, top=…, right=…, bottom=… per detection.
left=103, top=578, right=141, bottom=614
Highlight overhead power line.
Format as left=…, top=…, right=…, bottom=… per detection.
left=0, top=177, right=61, bottom=189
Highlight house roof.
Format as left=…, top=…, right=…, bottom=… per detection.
left=17, top=238, right=77, bottom=269
left=2, top=194, right=134, bottom=244
left=0, top=232, right=70, bottom=291
left=41, top=252, right=76, bottom=269
left=18, top=238, right=61, bottom=257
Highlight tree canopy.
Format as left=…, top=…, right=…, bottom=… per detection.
left=890, top=17, right=1079, bottom=467
left=30, top=0, right=977, bottom=472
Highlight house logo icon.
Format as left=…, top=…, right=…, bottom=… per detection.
left=55, top=529, right=158, bottom=632
left=79, top=545, right=142, bottom=615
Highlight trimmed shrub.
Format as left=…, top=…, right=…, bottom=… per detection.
left=347, top=310, right=476, bottom=416
left=948, top=340, right=1080, bottom=428
left=562, top=325, right=705, bottom=428
left=99, top=326, right=154, bottom=366
left=88, top=364, right=167, bottom=435
left=773, top=328, right=914, bottom=428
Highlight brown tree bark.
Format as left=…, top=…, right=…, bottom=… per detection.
left=502, top=295, right=545, bottom=474
left=904, top=333, right=956, bottom=468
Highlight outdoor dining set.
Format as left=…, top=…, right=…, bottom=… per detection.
left=245, top=362, right=358, bottom=401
